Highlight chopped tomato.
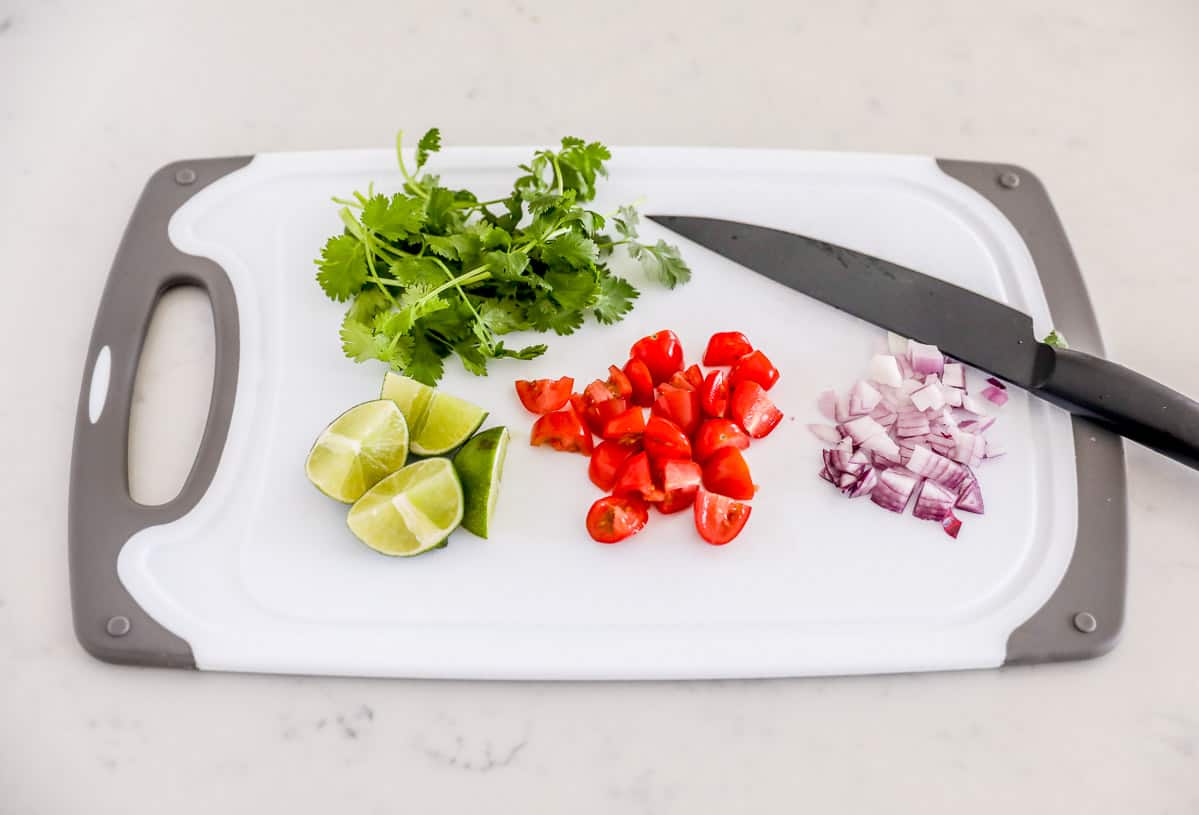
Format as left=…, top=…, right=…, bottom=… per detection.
left=589, top=439, right=640, bottom=491
left=702, top=446, right=755, bottom=500
left=728, top=350, right=780, bottom=391
left=655, top=459, right=702, bottom=514
left=613, top=451, right=665, bottom=503
left=531, top=404, right=593, bottom=455
left=702, top=331, right=753, bottom=367
left=652, top=387, right=701, bottom=436
left=515, top=376, right=574, bottom=414
left=583, top=397, right=628, bottom=437
left=694, top=487, right=752, bottom=545
left=683, top=364, right=704, bottom=389
left=730, top=381, right=783, bottom=438
left=587, top=495, right=649, bottom=543
left=643, top=415, right=692, bottom=461
left=606, top=365, right=632, bottom=399
left=693, top=418, right=750, bottom=462
left=623, top=358, right=656, bottom=407
left=584, top=379, right=618, bottom=404
left=630, top=330, right=684, bottom=384
left=600, top=406, right=647, bottom=442
left=699, top=369, right=729, bottom=418
left=666, top=371, right=696, bottom=391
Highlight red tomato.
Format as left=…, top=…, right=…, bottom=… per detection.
left=630, top=330, right=684, bottom=384
left=612, top=451, right=665, bottom=503
left=694, top=487, right=752, bottom=545
left=583, top=397, right=628, bottom=437
left=693, top=418, right=750, bottom=462
left=702, top=331, right=753, bottom=367
left=730, top=381, right=783, bottom=439
left=587, top=495, right=649, bottom=543
left=652, top=387, right=701, bottom=436
left=683, top=364, right=704, bottom=389
left=699, top=369, right=729, bottom=418
left=606, top=365, right=632, bottom=399
left=728, top=350, right=780, bottom=391
left=514, top=376, right=574, bottom=414
left=584, top=379, right=617, bottom=404
left=655, top=459, right=703, bottom=514
left=666, top=371, right=696, bottom=391
left=702, top=446, right=755, bottom=500
left=589, top=439, right=640, bottom=491
left=600, top=407, right=646, bottom=442
left=643, top=415, right=692, bottom=461
left=623, top=358, right=656, bottom=407
left=531, top=404, right=593, bottom=455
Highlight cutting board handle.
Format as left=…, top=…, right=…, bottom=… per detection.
left=68, top=157, right=250, bottom=667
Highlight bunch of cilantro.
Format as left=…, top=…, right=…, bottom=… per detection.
left=315, top=129, right=691, bottom=386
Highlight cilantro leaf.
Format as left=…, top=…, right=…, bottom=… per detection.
left=347, top=288, right=391, bottom=324
left=630, top=239, right=692, bottom=289
left=479, top=299, right=527, bottom=335
left=483, top=250, right=531, bottom=283
left=424, top=234, right=459, bottom=260
left=529, top=299, right=585, bottom=336
left=424, top=187, right=457, bottom=232
left=545, top=268, right=599, bottom=311
left=361, top=193, right=426, bottom=239
left=316, top=234, right=368, bottom=302
left=455, top=339, right=489, bottom=376
left=404, top=332, right=445, bottom=386
left=340, top=316, right=386, bottom=363
left=1043, top=329, right=1070, bottom=349
left=541, top=232, right=598, bottom=269
left=593, top=272, right=639, bottom=324
left=613, top=205, right=639, bottom=239
left=390, top=256, right=445, bottom=287
left=494, top=342, right=547, bottom=360
left=415, top=128, right=441, bottom=170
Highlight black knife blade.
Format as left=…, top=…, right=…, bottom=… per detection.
left=648, top=214, right=1199, bottom=471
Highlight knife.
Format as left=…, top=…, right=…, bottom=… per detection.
left=648, top=215, right=1199, bottom=471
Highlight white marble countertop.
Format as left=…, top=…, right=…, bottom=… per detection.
left=2, top=0, right=1198, bottom=811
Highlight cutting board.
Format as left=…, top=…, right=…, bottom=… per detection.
left=69, top=148, right=1127, bottom=678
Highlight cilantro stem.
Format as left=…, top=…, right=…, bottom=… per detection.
left=395, top=130, right=430, bottom=201
left=428, top=257, right=495, bottom=351
left=550, top=154, right=564, bottom=197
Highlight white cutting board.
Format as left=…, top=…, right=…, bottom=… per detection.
left=114, top=148, right=1078, bottom=678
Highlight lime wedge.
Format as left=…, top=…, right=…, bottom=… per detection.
left=409, top=391, right=488, bottom=456
left=380, top=372, right=435, bottom=430
left=305, top=400, right=409, bottom=503
left=452, top=426, right=510, bottom=539
left=347, top=458, right=464, bottom=556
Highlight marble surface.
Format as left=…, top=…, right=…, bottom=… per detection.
left=2, top=0, right=1198, bottom=812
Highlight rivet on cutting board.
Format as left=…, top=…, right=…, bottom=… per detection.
left=998, top=171, right=1020, bottom=189
left=1073, top=612, right=1097, bottom=634
left=106, top=615, right=131, bottom=637
left=175, top=168, right=197, bottom=185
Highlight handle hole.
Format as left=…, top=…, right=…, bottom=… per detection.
left=128, top=285, right=215, bottom=506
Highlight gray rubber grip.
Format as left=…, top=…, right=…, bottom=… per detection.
left=68, top=157, right=251, bottom=667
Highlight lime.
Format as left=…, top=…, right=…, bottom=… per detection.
left=305, top=400, right=409, bottom=503
left=347, top=458, right=464, bottom=556
left=380, top=372, right=435, bottom=430
left=409, top=391, right=488, bottom=456
left=452, top=427, right=510, bottom=539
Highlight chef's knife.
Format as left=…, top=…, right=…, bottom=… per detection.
left=648, top=215, right=1199, bottom=471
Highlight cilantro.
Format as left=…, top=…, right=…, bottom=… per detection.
left=1043, top=329, right=1070, bottom=349
left=313, top=129, right=692, bottom=384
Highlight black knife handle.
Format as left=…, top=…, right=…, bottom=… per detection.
left=1035, top=346, right=1199, bottom=470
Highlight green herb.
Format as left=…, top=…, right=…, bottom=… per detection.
left=315, top=129, right=691, bottom=385
left=1043, top=329, right=1070, bottom=350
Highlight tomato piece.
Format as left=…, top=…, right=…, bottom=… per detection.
left=666, top=371, right=696, bottom=391
left=613, top=451, right=666, bottom=502
left=587, top=495, right=650, bottom=543
left=514, top=376, right=574, bottom=414
left=654, top=459, right=702, bottom=514
left=583, top=397, right=628, bottom=437
left=643, top=415, right=692, bottom=461
left=683, top=364, right=704, bottom=389
left=600, top=406, right=646, bottom=442
left=589, top=439, right=641, bottom=491
left=702, top=331, right=753, bottom=367
left=694, top=487, right=752, bottom=545
left=630, top=330, right=685, bottom=384
left=606, top=365, right=632, bottom=399
left=584, top=379, right=617, bottom=404
left=623, top=358, right=656, bottom=407
left=702, top=446, right=755, bottom=500
left=728, top=350, right=780, bottom=391
left=652, top=387, right=701, bottom=436
left=699, top=369, right=729, bottom=419
left=730, top=381, right=784, bottom=439
left=530, top=404, right=593, bottom=455
left=693, top=418, right=750, bottom=462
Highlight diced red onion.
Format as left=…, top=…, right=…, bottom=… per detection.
left=899, top=378, right=924, bottom=396
left=834, top=392, right=853, bottom=423
left=960, top=394, right=989, bottom=415
left=941, top=363, right=965, bottom=389
left=870, top=467, right=920, bottom=513
left=895, top=409, right=931, bottom=438
left=985, top=376, right=1007, bottom=390
left=849, top=380, right=883, bottom=415
left=860, top=432, right=901, bottom=462
left=819, top=466, right=835, bottom=484
left=837, top=472, right=857, bottom=489
left=841, top=416, right=886, bottom=444
left=906, top=445, right=970, bottom=489
left=984, top=438, right=1006, bottom=458
left=910, top=381, right=945, bottom=412
left=868, top=354, right=903, bottom=387
left=807, top=423, right=843, bottom=445
left=958, top=416, right=996, bottom=433
left=981, top=386, right=1009, bottom=407
left=817, top=389, right=838, bottom=422
left=913, top=479, right=955, bottom=521
left=847, top=467, right=878, bottom=498
left=887, top=332, right=909, bottom=356
left=926, top=433, right=955, bottom=455
left=949, top=431, right=984, bottom=466
left=870, top=403, right=898, bottom=427
left=955, top=470, right=985, bottom=514
left=908, top=341, right=945, bottom=377
left=942, top=386, right=964, bottom=408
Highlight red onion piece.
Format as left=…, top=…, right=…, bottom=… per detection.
left=955, top=469, right=985, bottom=514
left=958, top=416, right=996, bottom=434
left=910, top=381, right=946, bottom=412
left=847, top=466, right=878, bottom=498
left=942, top=387, right=964, bottom=408
left=849, top=380, right=883, bottom=415
left=841, top=416, right=886, bottom=444
left=807, top=423, right=843, bottom=445
left=960, top=394, right=989, bottom=415
left=817, top=389, right=838, bottom=422
left=870, top=467, right=920, bottom=513
left=860, top=432, right=901, bottom=462
left=984, top=438, right=1006, bottom=458
left=837, top=472, right=857, bottom=489
left=949, top=431, right=984, bottom=466
left=941, top=363, right=965, bottom=389
left=887, top=332, right=909, bottom=356
left=868, top=354, right=903, bottom=387
left=985, top=376, right=1007, bottom=390
left=906, top=445, right=970, bottom=489
left=895, top=409, right=931, bottom=438
left=913, top=479, right=955, bottom=521
left=908, top=341, right=945, bottom=377
left=981, top=386, right=1009, bottom=407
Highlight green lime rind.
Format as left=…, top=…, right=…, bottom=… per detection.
left=346, top=458, right=464, bottom=557
left=409, top=391, right=488, bottom=456
left=305, top=400, right=409, bottom=503
left=453, top=426, right=510, bottom=539
left=380, top=372, right=436, bottom=431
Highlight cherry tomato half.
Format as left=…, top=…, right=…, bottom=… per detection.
left=587, top=495, right=650, bottom=543
left=652, top=387, right=702, bottom=436
left=655, top=459, right=703, bottom=514
left=683, top=364, right=704, bottom=390
left=600, top=406, right=647, bottom=442
left=514, top=376, right=574, bottom=414
left=583, top=397, right=628, bottom=437
left=531, top=404, right=593, bottom=455
left=699, top=369, right=729, bottom=419
left=730, top=381, right=784, bottom=439
left=606, top=365, right=632, bottom=400
left=589, top=439, right=641, bottom=491
left=644, top=415, right=693, bottom=461
left=666, top=371, right=696, bottom=391
left=693, top=418, right=750, bottom=462
left=702, top=446, right=755, bottom=500
left=630, top=330, right=684, bottom=384
left=728, top=350, right=780, bottom=391
left=612, top=451, right=666, bottom=503
left=694, top=487, right=752, bottom=545
left=623, top=358, right=656, bottom=407
left=702, top=331, right=753, bottom=367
